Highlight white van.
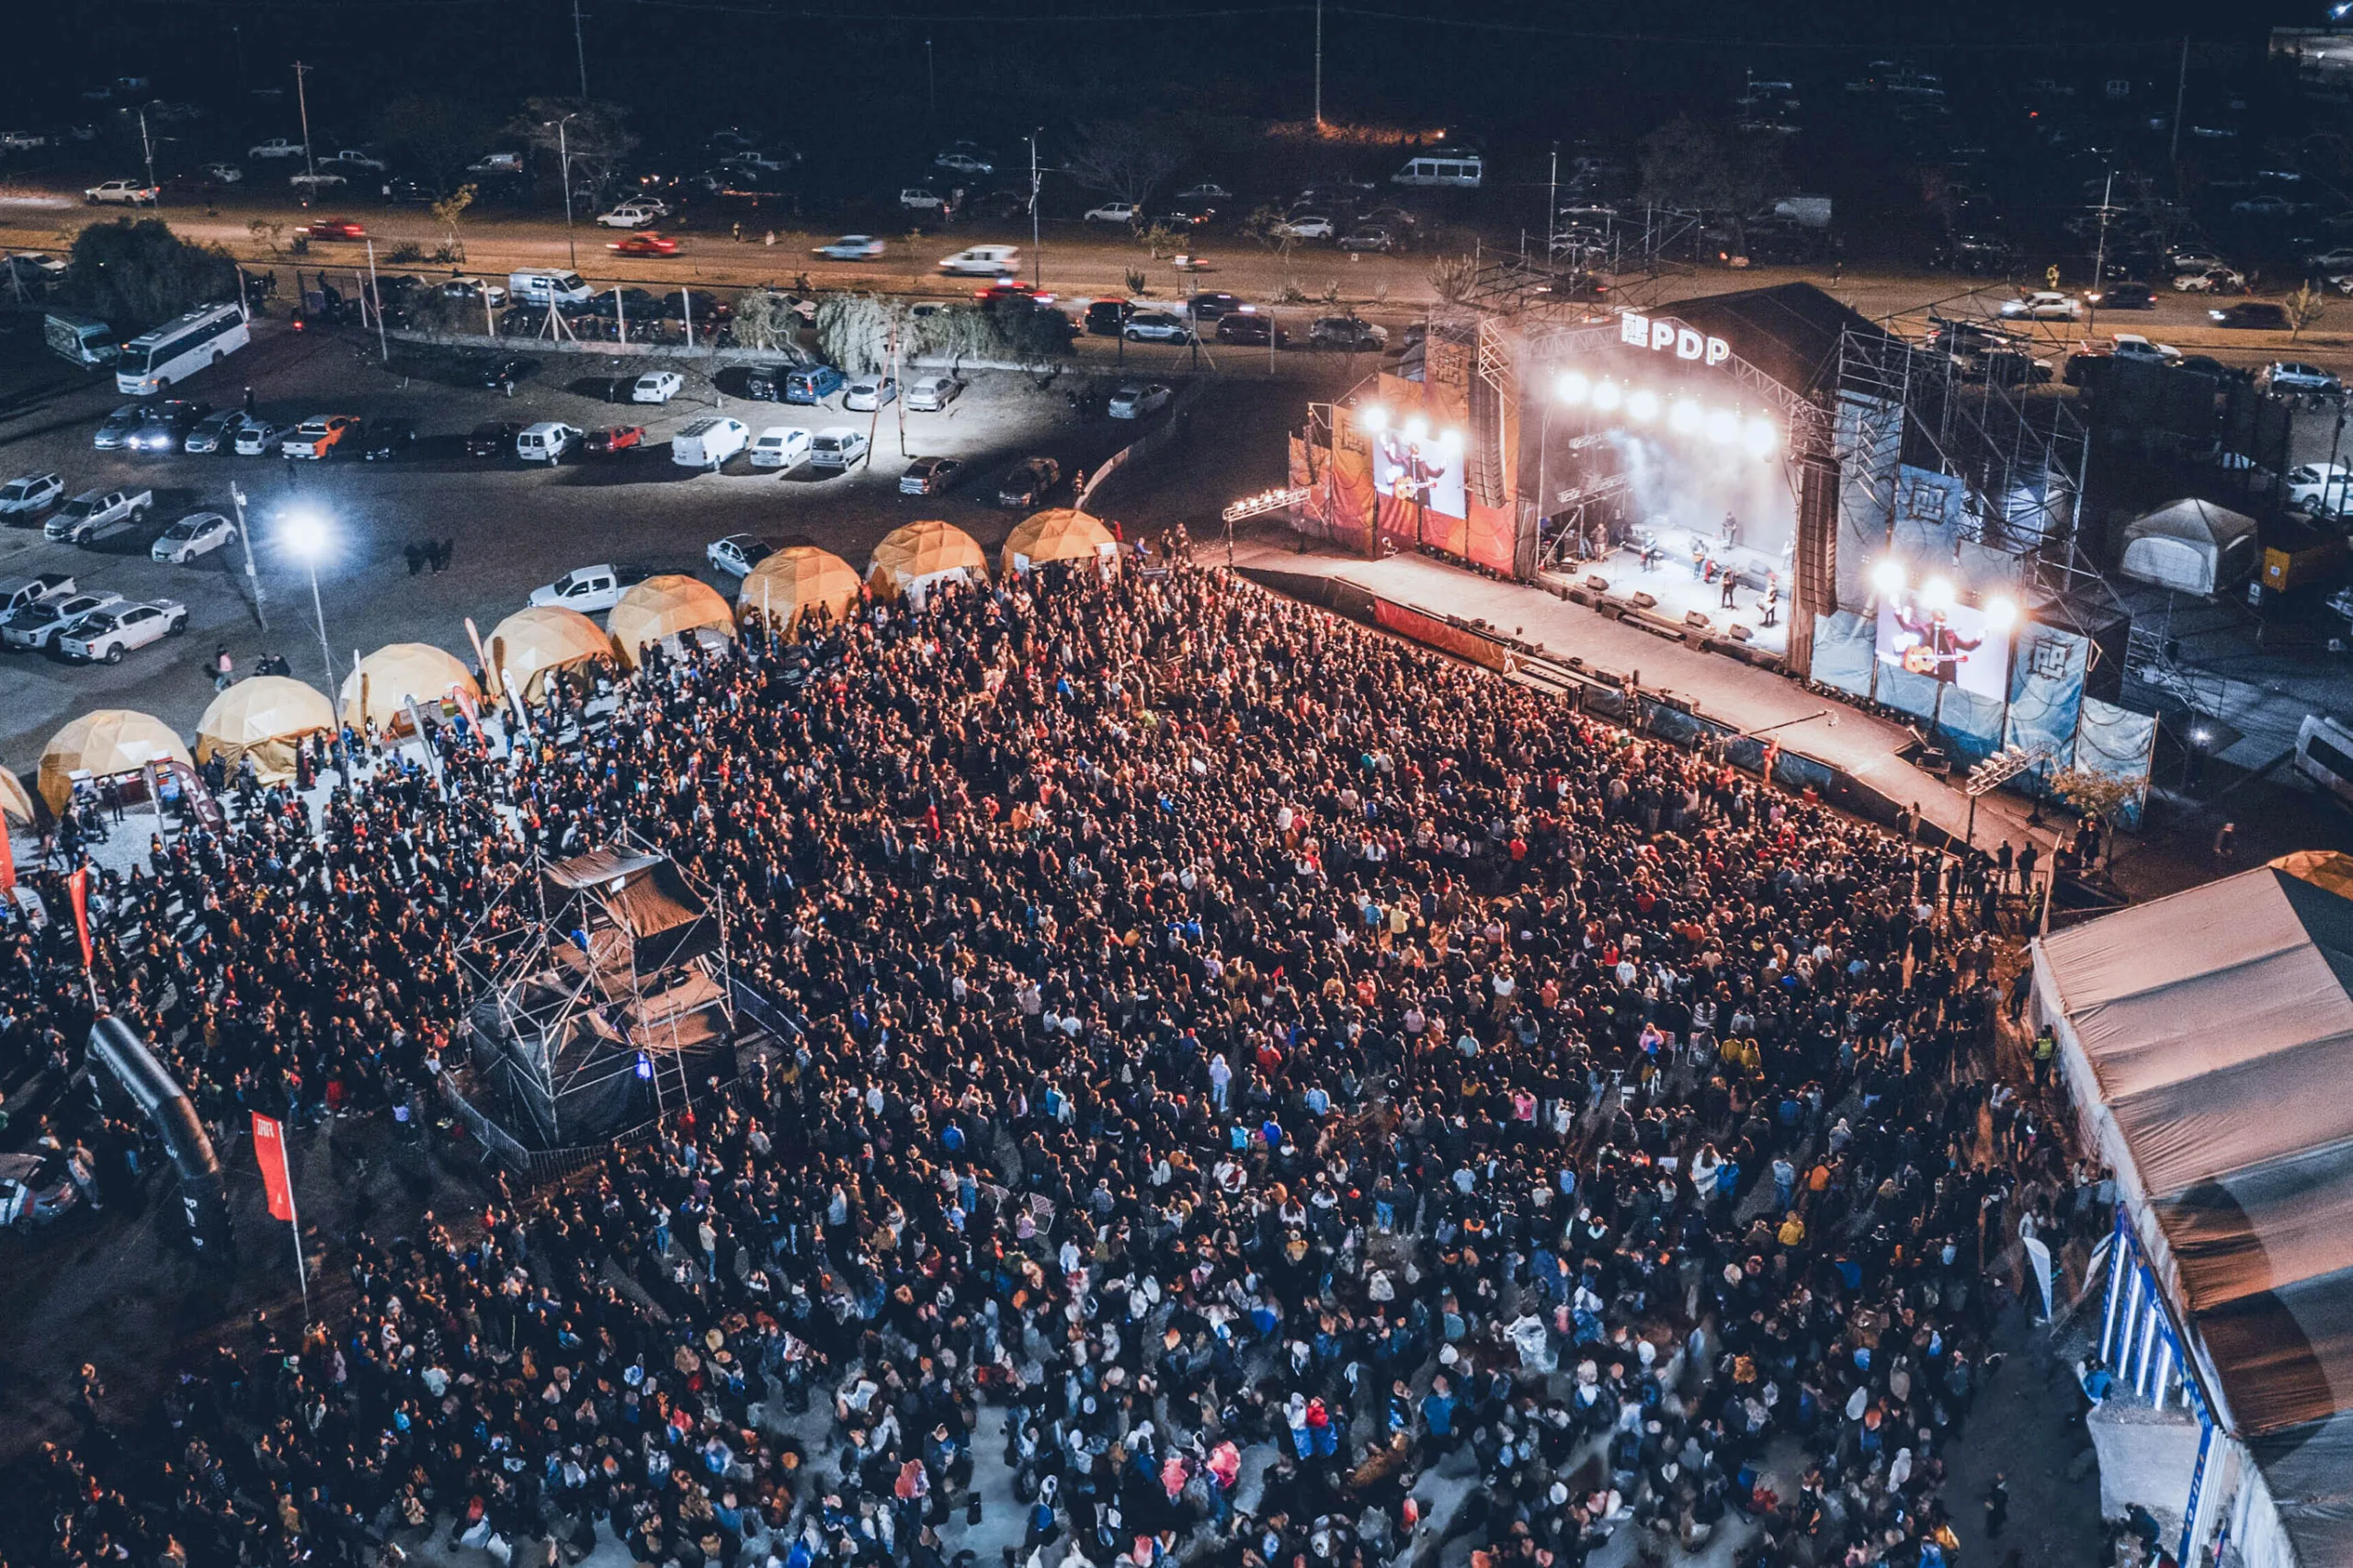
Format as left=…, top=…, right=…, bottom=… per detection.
left=507, top=267, right=594, bottom=307
left=672, top=416, right=749, bottom=470
left=1391, top=153, right=1484, bottom=188
left=2296, top=713, right=2353, bottom=809
left=809, top=426, right=869, bottom=470
left=750, top=426, right=813, bottom=469
left=905, top=374, right=961, bottom=412
left=517, top=422, right=583, bottom=463
left=938, top=244, right=1018, bottom=277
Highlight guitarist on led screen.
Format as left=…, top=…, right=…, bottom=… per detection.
left=1893, top=599, right=1984, bottom=685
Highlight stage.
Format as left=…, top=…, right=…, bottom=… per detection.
left=1233, top=540, right=2049, bottom=858
left=1539, top=524, right=1794, bottom=660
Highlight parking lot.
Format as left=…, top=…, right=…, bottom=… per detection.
left=0, top=310, right=1213, bottom=766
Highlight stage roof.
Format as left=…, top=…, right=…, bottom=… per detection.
left=2034, top=864, right=2353, bottom=1438
left=1664, top=281, right=1890, bottom=403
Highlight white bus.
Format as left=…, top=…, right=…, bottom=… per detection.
left=116, top=301, right=249, bottom=395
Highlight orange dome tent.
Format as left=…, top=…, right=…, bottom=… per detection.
left=38, top=710, right=194, bottom=814
left=196, top=676, right=336, bottom=783
left=1002, top=507, right=1118, bottom=576
left=485, top=606, right=611, bottom=702
left=609, top=574, right=735, bottom=668
left=340, top=643, right=483, bottom=733
left=739, top=547, right=861, bottom=634
left=867, top=520, right=987, bottom=606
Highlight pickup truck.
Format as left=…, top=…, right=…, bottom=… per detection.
left=529, top=562, right=656, bottom=615
left=0, top=472, right=65, bottom=518
left=3, top=590, right=123, bottom=652
left=56, top=597, right=188, bottom=664
left=46, top=487, right=152, bottom=545
left=0, top=572, right=75, bottom=617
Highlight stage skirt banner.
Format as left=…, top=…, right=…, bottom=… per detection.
left=2073, top=698, right=2158, bottom=832
left=2003, top=625, right=2088, bottom=797
left=1371, top=600, right=1515, bottom=675
left=1810, top=610, right=1877, bottom=700
left=1877, top=658, right=1943, bottom=723
left=1934, top=685, right=2006, bottom=766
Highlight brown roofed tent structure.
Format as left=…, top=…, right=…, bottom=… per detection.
left=485, top=606, right=610, bottom=702
left=195, top=676, right=336, bottom=784
left=1002, top=508, right=1117, bottom=576
left=738, top=547, right=860, bottom=634
left=609, top=574, right=735, bottom=668
left=867, top=520, right=987, bottom=607
left=2, top=767, right=37, bottom=827
left=38, top=710, right=194, bottom=814
left=340, top=643, right=483, bottom=733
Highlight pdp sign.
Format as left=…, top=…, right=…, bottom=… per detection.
left=1620, top=311, right=1732, bottom=367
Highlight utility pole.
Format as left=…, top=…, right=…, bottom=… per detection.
left=2170, top=36, right=2189, bottom=177
left=551, top=114, right=580, bottom=270
left=365, top=239, right=389, bottom=361
left=292, top=62, right=315, bottom=181
left=926, top=38, right=936, bottom=120
left=2087, top=169, right=2115, bottom=337
left=1314, top=0, right=1324, bottom=131
left=571, top=0, right=590, bottom=101
left=228, top=483, right=268, bottom=632
left=1547, top=142, right=1558, bottom=262
left=138, top=108, right=156, bottom=196
left=1028, top=130, right=1042, bottom=289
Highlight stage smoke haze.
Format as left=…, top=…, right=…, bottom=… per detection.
left=1605, top=430, right=1797, bottom=554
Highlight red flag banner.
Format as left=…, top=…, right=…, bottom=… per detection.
left=252, top=1113, right=297, bottom=1222
left=68, top=866, right=93, bottom=969
left=0, top=809, right=16, bottom=895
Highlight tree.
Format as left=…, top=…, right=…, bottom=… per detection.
left=1065, top=119, right=1186, bottom=214
left=430, top=186, right=476, bottom=264
left=814, top=292, right=895, bottom=374
left=1244, top=205, right=1299, bottom=266
left=68, top=218, right=238, bottom=332
left=2049, top=766, right=2141, bottom=869
left=510, top=98, right=641, bottom=204
left=732, top=290, right=803, bottom=355
left=1638, top=116, right=1787, bottom=252
left=2287, top=282, right=2328, bottom=340
left=1427, top=254, right=1478, bottom=305
left=373, top=94, right=495, bottom=197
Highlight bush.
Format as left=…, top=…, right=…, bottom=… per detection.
left=813, top=292, right=892, bottom=373
left=385, top=241, right=424, bottom=265
left=1276, top=277, right=1307, bottom=304
left=909, top=301, right=1073, bottom=369
left=1124, top=267, right=1149, bottom=296
left=70, top=218, right=239, bottom=333
left=733, top=289, right=806, bottom=355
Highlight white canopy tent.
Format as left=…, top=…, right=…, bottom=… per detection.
left=2114, top=498, right=2258, bottom=597
left=2030, top=859, right=2353, bottom=1568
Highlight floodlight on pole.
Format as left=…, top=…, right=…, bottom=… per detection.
left=1358, top=403, right=1388, bottom=433
left=1921, top=576, right=1955, bottom=612
left=281, top=508, right=338, bottom=693
left=1555, top=369, right=1590, bottom=404
left=1590, top=379, right=1621, bottom=412
left=1870, top=558, right=1906, bottom=598
left=1668, top=398, right=1701, bottom=434
left=1627, top=388, right=1659, bottom=422
left=1705, top=407, right=1738, bottom=443
left=1984, top=595, right=2019, bottom=630
left=1744, top=416, right=1778, bottom=456
left=1404, top=414, right=1429, bottom=440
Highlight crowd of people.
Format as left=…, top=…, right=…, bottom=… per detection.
left=3, top=556, right=2092, bottom=1568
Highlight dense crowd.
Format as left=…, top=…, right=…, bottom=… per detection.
left=4, top=559, right=2084, bottom=1568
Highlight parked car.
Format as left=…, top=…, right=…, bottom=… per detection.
left=183, top=410, right=244, bottom=454
left=1338, top=226, right=1398, bottom=254
left=631, top=370, right=686, bottom=404
left=936, top=145, right=994, bottom=175
left=235, top=418, right=290, bottom=455
left=900, top=457, right=965, bottom=495
left=2174, top=267, right=2246, bottom=293
left=516, top=422, right=582, bottom=463
left=900, top=187, right=951, bottom=215
left=47, top=487, right=151, bottom=544
left=1177, top=183, right=1233, bottom=202
left=596, top=200, right=665, bottom=229
left=1310, top=315, right=1387, bottom=350
left=844, top=376, right=899, bottom=412
left=1216, top=310, right=1285, bottom=347
left=998, top=455, right=1060, bottom=506
left=1108, top=382, right=1174, bottom=419
left=0, top=472, right=65, bottom=519
left=809, top=427, right=869, bottom=471
left=2109, top=334, right=2180, bottom=365
left=2288, top=461, right=2353, bottom=515
left=441, top=277, right=507, bottom=306
left=815, top=234, right=886, bottom=261
left=466, top=420, right=525, bottom=458
left=2087, top=280, right=2155, bottom=310
left=85, top=178, right=159, bottom=205
left=56, top=597, right=188, bottom=663
left=1123, top=312, right=1191, bottom=344
left=152, top=511, right=236, bottom=563
left=671, top=415, right=750, bottom=469
left=779, top=365, right=845, bottom=404
left=529, top=562, right=656, bottom=613
left=1085, top=299, right=1136, bottom=335
left=2211, top=302, right=2291, bottom=330
left=1086, top=201, right=1139, bottom=226
left=904, top=374, right=960, bottom=412
left=1276, top=215, right=1336, bottom=241
left=282, top=415, right=359, bottom=460
left=326, top=148, right=384, bottom=173
left=381, top=177, right=437, bottom=205
left=2259, top=360, right=2343, bottom=393
left=749, top=426, right=813, bottom=469
left=3, top=591, right=122, bottom=652
left=584, top=425, right=643, bottom=456
left=708, top=534, right=780, bottom=577
left=249, top=136, right=303, bottom=159
left=129, top=403, right=208, bottom=453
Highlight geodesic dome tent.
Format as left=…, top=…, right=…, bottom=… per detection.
left=739, top=547, right=861, bottom=633
left=867, top=520, right=987, bottom=607
left=39, top=710, right=194, bottom=814
left=196, top=676, right=336, bottom=783
left=485, top=606, right=611, bottom=703
left=340, top=643, right=483, bottom=733
left=609, top=574, right=735, bottom=668
left=1002, top=508, right=1117, bottom=576
left=2, top=767, right=38, bottom=827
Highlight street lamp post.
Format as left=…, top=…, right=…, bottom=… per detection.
left=282, top=510, right=337, bottom=693
left=292, top=62, right=315, bottom=182
left=550, top=114, right=581, bottom=270
left=1027, top=129, right=1042, bottom=289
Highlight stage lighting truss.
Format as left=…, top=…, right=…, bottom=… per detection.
left=1552, top=371, right=1784, bottom=456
